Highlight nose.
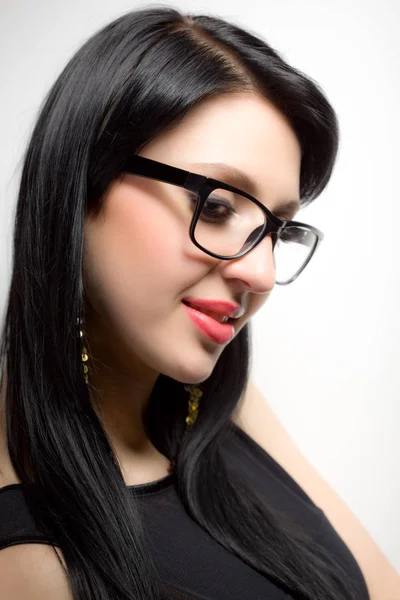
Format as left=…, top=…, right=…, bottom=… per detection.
left=219, top=233, right=276, bottom=294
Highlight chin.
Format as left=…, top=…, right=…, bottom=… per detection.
left=163, top=354, right=219, bottom=387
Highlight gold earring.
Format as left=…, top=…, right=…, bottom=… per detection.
left=77, top=314, right=203, bottom=429
left=167, top=385, right=203, bottom=474
left=77, top=313, right=202, bottom=474
left=77, top=315, right=89, bottom=385
left=183, top=384, right=203, bottom=430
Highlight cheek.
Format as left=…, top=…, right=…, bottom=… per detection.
left=83, top=186, right=186, bottom=321
left=129, top=201, right=174, bottom=263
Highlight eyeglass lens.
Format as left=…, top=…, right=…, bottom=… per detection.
left=190, top=188, right=317, bottom=285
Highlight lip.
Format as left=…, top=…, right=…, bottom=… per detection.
left=182, top=297, right=244, bottom=319
left=182, top=302, right=235, bottom=344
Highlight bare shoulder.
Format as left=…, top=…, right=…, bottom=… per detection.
left=233, top=378, right=400, bottom=600
left=0, top=543, right=72, bottom=599
left=0, top=369, right=72, bottom=598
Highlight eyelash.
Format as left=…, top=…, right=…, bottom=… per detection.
left=188, top=190, right=295, bottom=223
left=274, top=213, right=293, bottom=222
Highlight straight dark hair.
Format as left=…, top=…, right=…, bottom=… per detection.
left=0, top=5, right=364, bottom=599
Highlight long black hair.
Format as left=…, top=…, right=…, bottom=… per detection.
left=0, top=5, right=363, bottom=599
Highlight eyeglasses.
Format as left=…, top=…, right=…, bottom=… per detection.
left=121, top=155, right=325, bottom=285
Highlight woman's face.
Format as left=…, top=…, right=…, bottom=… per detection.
left=83, top=92, right=301, bottom=386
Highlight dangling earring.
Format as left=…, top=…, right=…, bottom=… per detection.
left=77, top=312, right=202, bottom=475
left=183, top=384, right=202, bottom=429
left=167, top=384, right=203, bottom=474
left=77, top=315, right=89, bottom=385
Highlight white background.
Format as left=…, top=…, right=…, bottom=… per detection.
left=1, top=0, right=399, bottom=571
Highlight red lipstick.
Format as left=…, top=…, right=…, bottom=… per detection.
left=182, top=297, right=244, bottom=319
left=182, top=302, right=235, bottom=344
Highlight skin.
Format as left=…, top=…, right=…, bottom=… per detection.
left=82, top=91, right=301, bottom=484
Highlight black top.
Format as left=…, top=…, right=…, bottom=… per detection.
left=0, top=422, right=369, bottom=599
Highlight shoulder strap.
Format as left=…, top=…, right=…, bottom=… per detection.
left=0, top=484, right=59, bottom=550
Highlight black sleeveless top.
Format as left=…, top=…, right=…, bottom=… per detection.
left=0, top=422, right=369, bottom=599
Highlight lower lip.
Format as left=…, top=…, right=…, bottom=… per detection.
left=182, top=302, right=235, bottom=344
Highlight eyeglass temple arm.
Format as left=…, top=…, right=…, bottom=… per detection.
left=122, top=154, right=203, bottom=190
left=123, top=156, right=325, bottom=243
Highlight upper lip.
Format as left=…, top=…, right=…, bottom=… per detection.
left=182, top=297, right=244, bottom=319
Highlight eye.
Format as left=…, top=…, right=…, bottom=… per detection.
left=274, top=206, right=299, bottom=222
left=272, top=200, right=300, bottom=222
left=276, top=213, right=294, bottom=222
left=187, top=192, right=237, bottom=224
left=270, top=210, right=290, bottom=223
left=200, top=195, right=237, bottom=223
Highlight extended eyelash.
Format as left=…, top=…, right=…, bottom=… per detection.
left=274, top=212, right=294, bottom=222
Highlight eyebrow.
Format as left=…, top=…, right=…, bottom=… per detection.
left=190, top=161, right=301, bottom=217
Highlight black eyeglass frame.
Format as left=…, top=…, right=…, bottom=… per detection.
left=121, top=154, right=325, bottom=285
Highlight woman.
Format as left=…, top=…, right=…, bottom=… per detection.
left=0, top=6, right=397, bottom=600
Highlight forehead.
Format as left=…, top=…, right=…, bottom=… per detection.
left=140, top=92, right=301, bottom=205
